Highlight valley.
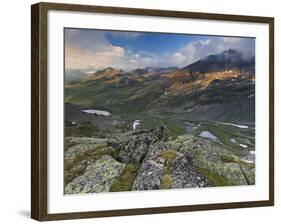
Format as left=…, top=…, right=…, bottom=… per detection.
left=64, top=49, right=256, bottom=193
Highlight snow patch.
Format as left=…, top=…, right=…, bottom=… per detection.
left=239, top=144, right=248, bottom=148
left=217, top=122, right=249, bottom=129
left=199, top=131, right=217, bottom=141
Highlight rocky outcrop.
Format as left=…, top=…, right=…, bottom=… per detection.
left=166, top=134, right=254, bottom=186
left=132, top=143, right=166, bottom=190
left=65, top=137, right=107, bottom=160
left=171, top=155, right=209, bottom=188
left=65, top=128, right=255, bottom=194
left=65, top=155, right=125, bottom=194
left=132, top=143, right=209, bottom=190
left=107, top=128, right=164, bottom=165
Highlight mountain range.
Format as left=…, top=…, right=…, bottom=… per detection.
left=65, top=49, right=255, bottom=126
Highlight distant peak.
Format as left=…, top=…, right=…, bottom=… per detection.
left=225, top=48, right=236, bottom=53
left=100, top=67, right=123, bottom=73
left=179, top=48, right=253, bottom=75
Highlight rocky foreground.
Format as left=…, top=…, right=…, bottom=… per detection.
left=64, top=128, right=255, bottom=194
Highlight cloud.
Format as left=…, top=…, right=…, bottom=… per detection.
left=173, top=37, right=255, bottom=67
left=65, top=29, right=159, bottom=71
left=65, top=29, right=255, bottom=73
left=65, top=29, right=127, bottom=70
left=106, top=31, right=143, bottom=39
left=222, top=37, right=255, bottom=59
left=121, top=36, right=254, bottom=69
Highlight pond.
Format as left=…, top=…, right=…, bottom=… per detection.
left=82, top=109, right=111, bottom=116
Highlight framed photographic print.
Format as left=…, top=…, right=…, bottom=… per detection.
left=31, top=2, right=274, bottom=221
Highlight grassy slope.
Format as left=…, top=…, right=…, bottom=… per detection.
left=65, top=74, right=255, bottom=148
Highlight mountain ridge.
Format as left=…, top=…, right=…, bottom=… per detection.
left=66, top=49, right=254, bottom=83
left=65, top=49, right=255, bottom=124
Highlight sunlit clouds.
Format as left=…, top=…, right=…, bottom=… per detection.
left=65, top=28, right=255, bottom=73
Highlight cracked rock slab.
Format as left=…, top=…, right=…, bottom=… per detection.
left=107, top=128, right=163, bottom=165
left=65, top=155, right=125, bottom=194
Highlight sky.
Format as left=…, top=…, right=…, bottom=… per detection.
left=65, top=28, right=255, bottom=72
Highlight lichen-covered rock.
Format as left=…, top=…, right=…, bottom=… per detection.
left=132, top=161, right=164, bottom=190
left=107, top=128, right=163, bottom=165
left=64, top=137, right=120, bottom=185
left=210, top=162, right=248, bottom=185
left=133, top=142, right=209, bottom=190
left=132, top=143, right=166, bottom=190
left=65, top=129, right=255, bottom=195
left=65, top=155, right=125, bottom=194
left=166, top=134, right=255, bottom=186
left=65, top=137, right=107, bottom=160
left=240, top=164, right=255, bottom=185
left=171, top=155, right=209, bottom=188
